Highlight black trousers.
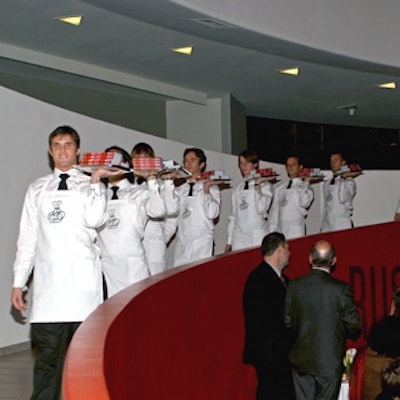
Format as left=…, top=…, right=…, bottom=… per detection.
left=292, top=369, right=341, bottom=400
left=31, top=322, right=80, bottom=400
left=254, top=364, right=295, bottom=400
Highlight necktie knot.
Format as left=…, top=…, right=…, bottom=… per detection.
left=58, top=174, right=70, bottom=190
left=111, top=186, right=119, bottom=200
left=188, top=182, right=195, bottom=196
left=244, top=180, right=249, bottom=190
left=287, top=180, right=292, bottom=189
left=330, top=175, right=337, bottom=185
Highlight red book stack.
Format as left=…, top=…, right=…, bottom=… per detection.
left=256, top=168, right=277, bottom=177
left=132, top=157, right=163, bottom=171
left=81, top=152, right=123, bottom=166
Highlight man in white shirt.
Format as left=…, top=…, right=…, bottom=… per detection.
left=97, top=145, right=167, bottom=297
left=321, top=152, right=357, bottom=232
left=11, top=126, right=119, bottom=400
left=168, top=148, right=221, bottom=267
left=268, top=156, right=314, bottom=239
left=225, top=150, right=273, bottom=252
left=131, top=142, right=178, bottom=275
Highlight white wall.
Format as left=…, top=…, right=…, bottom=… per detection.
left=1, top=85, right=399, bottom=348
left=166, top=98, right=223, bottom=151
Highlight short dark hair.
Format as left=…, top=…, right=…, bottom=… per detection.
left=310, top=242, right=336, bottom=268
left=330, top=151, right=346, bottom=160
left=286, top=155, right=302, bottom=165
left=380, top=358, right=400, bottom=397
left=48, top=125, right=80, bottom=170
left=183, top=148, right=207, bottom=170
left=48, top=125, right=80, bottom=149
left=105, top=146, right=132, bottom=168
left=239, top=150, right=259, bottom=165
left=261, top=232, right=286, bottom=257
left=131, top=142, right=155, bottom=158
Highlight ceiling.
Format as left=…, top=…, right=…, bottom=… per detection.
left=1, top=0, right=400, bottom=130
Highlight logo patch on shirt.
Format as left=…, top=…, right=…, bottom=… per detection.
left=182, top=206, right=192, bottom=218
left=48, top=200, right=65, bottom=223
left=239, top=198, right=249, bottom=210
left=106, top=209, right=120, bottom=229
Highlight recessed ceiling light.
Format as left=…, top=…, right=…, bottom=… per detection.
left=171, top=46, right=194, bottom=56
left=377, top=82, right=397, bottom=89
left=278, top=67, right=300, bottom=76
left=55, top=15, right=84, bottom=26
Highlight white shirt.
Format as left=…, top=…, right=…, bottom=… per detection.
left=321, top=175, right=356, bottom=232
left=227, top=179, right=273, bottom=250
left=13, top=168, right=107, bottom=322
left=98, top=178, right=166, bottom=297
left=268, top=177, right=314, bottom=239
left=171, top=181, right=220, bottom=267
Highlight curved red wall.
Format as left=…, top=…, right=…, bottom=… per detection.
left=63, top=222, right=400, bottom=399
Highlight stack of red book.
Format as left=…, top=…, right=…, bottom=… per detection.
left=256, top=168, right=277, bottom=177
left=299, top=168, right=323, bottom=177
left=198, top=170, right=230, bottom=180
left=349, top=164, right=362, bottom=171
left=132, top=157, right=163, bottom=171
left=81, top=152, right=123, bottom=166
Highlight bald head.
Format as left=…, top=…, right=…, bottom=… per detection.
left=309, top=240, right=337, bottom=270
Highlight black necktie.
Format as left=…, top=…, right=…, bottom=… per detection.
left=287, top=180, right=292, bottom=189
left=244, top=180, right=249, bottom=190
left=58, top=174, right=70, bottom=190
left=111, top=186, right=119, bottom=200
left=330, top=175, right=337, bottom=185
left=136, top=177, right=146, bottom=185
left=188, top=182, right=195, bottom=196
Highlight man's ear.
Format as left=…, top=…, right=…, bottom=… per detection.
left=76, top=147, right=81, bottom=156
left=200, top=161, right=206, bottom=171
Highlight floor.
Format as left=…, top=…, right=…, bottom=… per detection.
left=0, top=349, right=34, bottom=399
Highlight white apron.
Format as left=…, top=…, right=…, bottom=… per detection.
left=277, top=188, right=306, bottom=239
left=173, top=194, right=214, bottom=267
left=98, top=194, right=150, bottom=297
left=231, top=187, right=268, bottom=250
left=321, top=182, right=353, bottom=232
left=143, top=218, right=167, bottom=275
left=31, top=181, right=102, bottom=322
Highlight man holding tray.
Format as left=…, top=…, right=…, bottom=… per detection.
left=11, top=126, right=118, bottom=400
left=168, top=147, right=221, bottom=267
left=321, top=152, right=357, bottom=232
left=268, top=155, right=314, bottom=239
left=225, top=150, right=273, bottom=252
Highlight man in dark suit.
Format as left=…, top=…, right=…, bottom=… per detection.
left=243, top=232, right=295, bottom=400
left=284, top=240, right=361, bottom=400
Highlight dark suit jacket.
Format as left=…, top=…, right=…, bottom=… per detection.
left=284, top=269, right=361, bottom=378
left=243, top=260, right=291, bottom=368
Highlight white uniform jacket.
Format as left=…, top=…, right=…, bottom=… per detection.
left=171, top=181, right=220, bottom=267
left=268, top=177, right=314, bottom=239
left=142, top=179, right=178, bottom=275
left=98, top=178, right=166, bottom=297
left=13, top=168, right=107, bottom=323
left=321, top=176, right=356, bottom=232
left=226, top=179, right=273, bottom=250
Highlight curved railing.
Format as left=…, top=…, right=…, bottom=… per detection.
left=63, top=222, right=400, bottom=399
